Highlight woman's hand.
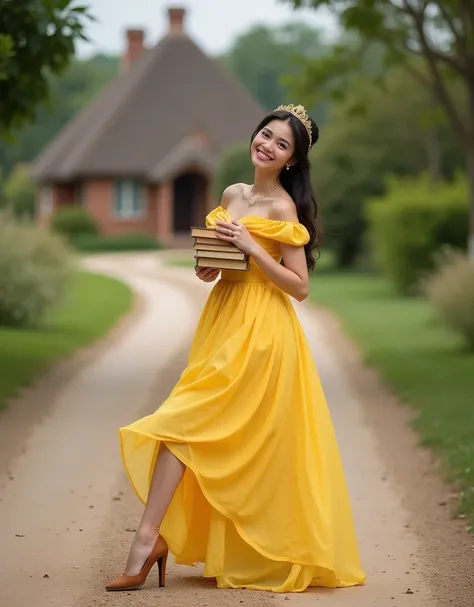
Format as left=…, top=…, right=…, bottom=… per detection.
left=195, top=266, right=220, bottom=283
left=215, top=220, right=257, bottom=255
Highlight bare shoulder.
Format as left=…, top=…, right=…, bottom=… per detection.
left=270, top=192, right=299, bottom=223
left=221, top=183, right=246, bottom=208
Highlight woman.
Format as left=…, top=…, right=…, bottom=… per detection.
left=106, top=105, right=366, bottom=594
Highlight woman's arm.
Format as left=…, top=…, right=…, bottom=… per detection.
left=250, top=240, right=308, bottom=302
left=215, top=204, right=309, bottom=302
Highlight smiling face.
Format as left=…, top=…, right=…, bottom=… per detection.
left=250, top=119, right=295, bottom=173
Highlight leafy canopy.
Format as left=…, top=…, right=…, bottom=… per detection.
left=0, top=1, right=93, bottom=137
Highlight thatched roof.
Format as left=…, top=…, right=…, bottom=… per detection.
left=32, top=13, right=263, bottom=182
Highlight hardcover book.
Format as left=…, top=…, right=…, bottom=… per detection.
left=196, top=257, right=249, bottom=271
left=197, top=249, right=247, bottom=261
left=191, top=227, right=219, bottom=239
left=191, top=227, right=249, bottom=271
left=193, top=242, right=240, bottom=253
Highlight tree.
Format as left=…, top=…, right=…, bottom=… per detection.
left=0, top=54, right=118, bottom=177
left=213, top=143, right=254, bottom=198
left=3, top=163, right=36, bottom=219
left=0, top=0, right=93, bottom=137
left=284, top=0, right=474, bottom=258
left=219, top=22, right=328, bottom=118
left=312, top=68, right=463, bottom=266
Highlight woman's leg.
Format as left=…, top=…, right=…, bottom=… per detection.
left=124, top=442, right=185, bottom=576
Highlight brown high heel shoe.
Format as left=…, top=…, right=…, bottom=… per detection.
left=105, top=535, right=168, bottom=591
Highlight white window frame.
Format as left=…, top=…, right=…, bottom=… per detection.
left=113, top=180, right=146, bottom=220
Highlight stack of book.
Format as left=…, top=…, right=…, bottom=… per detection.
left=191, top=227, right=249, bottom=271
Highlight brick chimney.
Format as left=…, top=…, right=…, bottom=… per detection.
left=168, top=7, right=186, bottom=34
left=121, top=29, right=145, bottom=73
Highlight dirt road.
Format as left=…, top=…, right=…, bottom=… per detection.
left=0, top=253, right=472, bottom=607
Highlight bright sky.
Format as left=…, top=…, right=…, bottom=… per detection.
left=76, top=0, right=338, bottom=58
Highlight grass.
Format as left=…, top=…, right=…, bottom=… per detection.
left=0, top=271, right=133, bottom=411
left=309, top=270, right=474, bottom=526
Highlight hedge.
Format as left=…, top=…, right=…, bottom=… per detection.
left=366, top=174, right=468, bottom=293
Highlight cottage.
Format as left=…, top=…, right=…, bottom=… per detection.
left=32, top=7, right=263, bottom=244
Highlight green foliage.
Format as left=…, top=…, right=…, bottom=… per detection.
left=73, top=233, right=162, bottom=252
left=423, top=249, right=474, bottom=350
left=312, top=68, right=463, bottom=267
left=366, top=174, right=468, bottom=293
left=0, top=1, right=93, bottom=136
left=286, top=33, right=387, bottom=110
left=0, top=33, right=14, bottom=77
left=219, top=22, right=328, bottom=120
left=213, top=143, right=254, bottom=198
left=51, top=206, right=99, bottom=239
left=284, top=1, right=474, bottom=253
left=0, top=211, right=73, bottom=327
left=285, top=1, right=469, bottom=110
left=3, top=163, right=35, bottom=218
left=0, top=54, right=118, bottom=178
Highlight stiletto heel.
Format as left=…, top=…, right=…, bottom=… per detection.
left=157, top=552, right=168, bottom=587
left=105, top=535, right=169, bottom=591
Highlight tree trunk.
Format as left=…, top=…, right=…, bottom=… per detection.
left=426, top=90, right=442, bottom=182
left=467, top=143, right=474, bottom=260
left=426, top=129, right=442, bottom=182
left=468, top=84, right=474, bottom=260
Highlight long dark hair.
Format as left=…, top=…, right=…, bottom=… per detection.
left=250, top=109, right=320, bottom=270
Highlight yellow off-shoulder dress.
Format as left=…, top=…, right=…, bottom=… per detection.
left=119, top=206, right=366, bottom=593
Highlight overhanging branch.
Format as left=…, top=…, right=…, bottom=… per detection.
left=436, top=1, right=468, bottom=60
left=402, top=0, right=469, bottom=144
left=397, top=0, right=468, bottom=77
left=460, top=0, right=474, bottom=40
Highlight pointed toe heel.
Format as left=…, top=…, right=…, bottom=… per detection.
left=105, top=535, right=168, bottom=592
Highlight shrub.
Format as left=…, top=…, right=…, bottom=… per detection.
left=3, top=163, right=36, bottom=219
left=311, top=68, right=464, bottom=268
left=423, top=248, right=474, bottom=350
left=72, top=233, right=161, bottom=252
left=213, top=142, right=254, bottom=198
left=51, top=206, right=99, bottom=239
left=0, top=212, right=74, bottom=327
left=366, top=174, right=468, bottom=293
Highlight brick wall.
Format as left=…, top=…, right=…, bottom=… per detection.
left=84, top=180, right=159, bottom=237
left=38, top=174, right=216, bottom=240
left=154, top=181, right=172, bottom=239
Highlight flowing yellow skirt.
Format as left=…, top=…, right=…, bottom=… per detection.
left=119, top=276, right=366, bottom=592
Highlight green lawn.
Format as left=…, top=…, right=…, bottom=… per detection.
left=309, top=271, right=474, bottom=525
left=0, top=271, right=133, bottom=411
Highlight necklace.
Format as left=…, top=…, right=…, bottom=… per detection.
left=247, top=183, right=279, bottom=207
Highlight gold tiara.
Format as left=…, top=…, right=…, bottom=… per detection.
left=275, top=104, right=312, bottom=151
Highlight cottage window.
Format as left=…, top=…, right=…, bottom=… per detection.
left=113, top=180, right=145, bottom=219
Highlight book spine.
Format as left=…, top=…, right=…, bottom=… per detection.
left=196, top=257, right=249, bottom=271
left=195, top=250, right=247, bottom=261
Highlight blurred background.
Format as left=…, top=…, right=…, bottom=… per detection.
left=0, top=0, right=473, bottom=527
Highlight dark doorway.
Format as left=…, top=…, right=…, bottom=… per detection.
left=173, top=172, right=206, bottom=233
